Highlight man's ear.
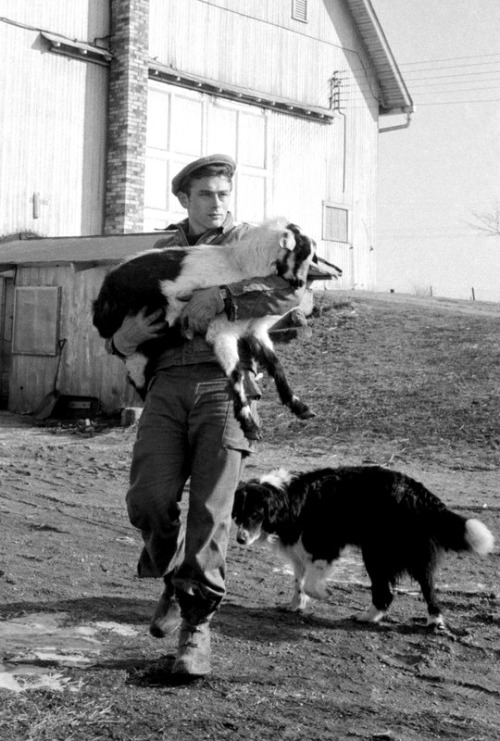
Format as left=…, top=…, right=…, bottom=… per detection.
left=177, top=191, right=189, bottom=209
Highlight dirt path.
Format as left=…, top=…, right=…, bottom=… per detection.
left=0, top=291, right=499, bottom=740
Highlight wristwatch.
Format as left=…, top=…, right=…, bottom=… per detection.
left=219, top=285, right=232, bottom=317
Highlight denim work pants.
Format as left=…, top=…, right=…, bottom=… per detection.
left=126, top=363, right=252, bottom=607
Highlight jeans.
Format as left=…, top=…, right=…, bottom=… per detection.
left=126, top=363, right=253, bottom=607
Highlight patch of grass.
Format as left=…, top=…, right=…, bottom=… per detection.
left=260, top=291, right=500, bottom=466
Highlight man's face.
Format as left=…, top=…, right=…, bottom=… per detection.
left=178, top=175, right=232, bottom=235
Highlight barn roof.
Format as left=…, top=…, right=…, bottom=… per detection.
left=346, top=0, right=413, bottom=114
left=0, top=233, right=167, bottom=270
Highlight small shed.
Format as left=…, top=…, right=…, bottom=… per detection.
left=0, top=234, right=170, bottom=414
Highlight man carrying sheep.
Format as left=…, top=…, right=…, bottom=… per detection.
left=107, top=154, right=306, bottom=678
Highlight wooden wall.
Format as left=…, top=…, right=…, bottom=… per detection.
left=149, top=0, right=377, bottom=110
left=0, top=2, right=109, bottom=237
left=8, top=265, right=139, bottom=414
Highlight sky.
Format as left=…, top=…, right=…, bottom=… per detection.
left=371, top=0, right=500, bottom=302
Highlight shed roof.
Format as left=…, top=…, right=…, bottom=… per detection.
left=0, top=233, right=167, bottom=270
left=346, top=0, right=413, bottom=114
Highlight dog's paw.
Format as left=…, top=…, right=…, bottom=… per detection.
left=304, top=586, right=328, bottom=601
left=288, top=595, right=311, bottom=612
left=265, top=533, right=281, bottom=545
left=353, top=607, right=386, bottom=624
left=426, top=615, right=446, bottom=632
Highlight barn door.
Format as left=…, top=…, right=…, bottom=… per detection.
left=144, top=81, right=269, bottom=231
left=0, top=275, right=14, bottom=409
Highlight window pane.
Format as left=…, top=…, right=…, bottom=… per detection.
left=145, top=156, right=169, bottom=210
left=323, top=205, right=348, bottom=242
left=236, top=174, right=266, bottom=224
left=147, top=89, right=169, bottom=150
left=170, top=96, right=203, bottom=155
left=239, top=112, right=266, bottom=168
left=208, top=106, right=237, bottom=158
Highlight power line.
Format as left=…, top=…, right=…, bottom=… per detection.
left=416, top=98, right=500, bottom=106
left=403, top=60, right=500, bottom=73
left=398, top=52, right=500, bottom=67
left=396, top=69, right=500, bottom=82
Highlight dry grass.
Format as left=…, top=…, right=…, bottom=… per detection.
left=259, top=291, right=500, bottom=468
left=0, top=289, right=499, bottom=741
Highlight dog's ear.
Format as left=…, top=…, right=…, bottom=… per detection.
left=231, top=482, right=246, bottom=520
left=261, top=485, right=284, bottom=526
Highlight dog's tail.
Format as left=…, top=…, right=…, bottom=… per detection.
left=463, top=518, right=495, bottom=555
left=434, top=509, right=494, bottom=555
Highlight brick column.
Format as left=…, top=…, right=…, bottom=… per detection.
left=104, top=0, right=149, bottom=234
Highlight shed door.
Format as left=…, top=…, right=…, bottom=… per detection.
left=0, top=276, right=14, bottom=409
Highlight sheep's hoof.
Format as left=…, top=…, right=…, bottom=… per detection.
left=243, top=427, right=263, bottom=441
left=289, top=398, right=316, bottom=420
left=237, top=413, right=263, bottom=441
left=298, top=408, right=316, bottom=420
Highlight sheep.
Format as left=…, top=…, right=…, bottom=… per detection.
left=92, top=222, right=323, bottom=440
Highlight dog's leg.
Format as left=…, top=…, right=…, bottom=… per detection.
left=289, top=560, right=310, bottom=612
left=354, top=553, right=393, bottom=623
left=412, top=565, right=446, bottom=630
left=303, top=560, right=331, bottom=601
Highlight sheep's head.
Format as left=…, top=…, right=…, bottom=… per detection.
left=276, top=223, right=315, bottom=289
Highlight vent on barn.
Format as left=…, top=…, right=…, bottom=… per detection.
left=292, top=0, right=308, bottom=23
left=323, top=204, right=349, bottom=243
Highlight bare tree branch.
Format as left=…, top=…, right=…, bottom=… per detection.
left=470, top=201, right=500, bottom=237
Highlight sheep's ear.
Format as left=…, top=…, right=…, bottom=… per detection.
left=279, top=228, right=295, bottom=252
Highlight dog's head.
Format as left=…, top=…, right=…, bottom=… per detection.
left=232, top=469, right=293, bottom=545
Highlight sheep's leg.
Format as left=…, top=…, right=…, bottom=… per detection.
left=205, top=325, right=262, bottom=440
left=244, top=333, right=315, bottom=420
left=124, top=353, right=149, bottom=399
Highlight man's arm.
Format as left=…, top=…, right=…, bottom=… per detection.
left=181, top=275, right=305, bottom=335
left=107, top=307, right=167, bottom=358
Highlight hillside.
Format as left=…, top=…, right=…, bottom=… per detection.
left=0, top=290, right=498, bottom=741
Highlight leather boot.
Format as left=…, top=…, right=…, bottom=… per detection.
left=172, top=618, right=211, bottom=677
left=149, top=576, right=181, bottom=638
left=171, top=592, right=218, bottom=676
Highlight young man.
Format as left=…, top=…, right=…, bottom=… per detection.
left=110, top=154, right=305, bottom=677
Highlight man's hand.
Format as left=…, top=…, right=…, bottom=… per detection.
left=112, top=307, right=167, bottom=356
left=180, top=287, right=225, bottom=336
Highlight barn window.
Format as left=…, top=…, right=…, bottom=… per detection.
left=12, top=287, right=61, bottom=355
left=292, top=0, right=308, bottom=23
left=323, top=203, right=349, bottom=243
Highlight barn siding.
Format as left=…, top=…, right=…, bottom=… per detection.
left=0, top=5, right=109, bottom=237
left=149, top=0, right=376, bottom=108
left=0, top=0, right=109, bottom=40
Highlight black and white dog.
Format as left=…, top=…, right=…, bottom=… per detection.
left=93, top=222, right=333, bottom=440
left=232, top=466, right=495, bottom=628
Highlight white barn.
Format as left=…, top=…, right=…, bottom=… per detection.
left=0, top=0, right=413, bottom=412
left=0, top=0, right=412, bottom=286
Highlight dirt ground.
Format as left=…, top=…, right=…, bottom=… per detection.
left=0, top=290, right=499, bottom=741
